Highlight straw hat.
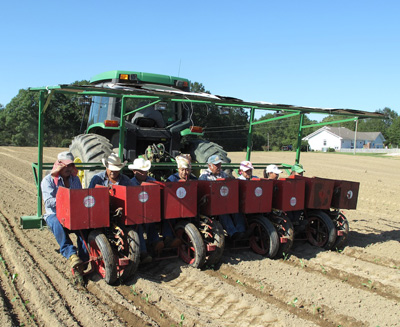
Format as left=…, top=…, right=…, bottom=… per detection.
left=176, top=155, right=191, bottom=169
left=101, top=153, right=126, bottom=171
left=128, top=158, right=151, bottom=171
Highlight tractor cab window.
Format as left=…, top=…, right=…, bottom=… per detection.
left=88, top=96, right=109, bottom=126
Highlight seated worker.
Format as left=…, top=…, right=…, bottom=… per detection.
left=290, top=163, right=305, bottom=177
left=129, top=158, right=156, bottom=185
left=167, top=154, right=197, bottom=182
left=199, top=155, right=246, bottom=241
left=41, top=151, right=89, bottom=277
left=237, top=160, right=258, bottom=180
left=88, top=153, right=132, bottom=187
left=198, top=154, right=230, bottom=181
left=128, top=158, right=180, bottom=258
left=264, top=164, right=282, bottom=180
left=128, top=158, right=161, bottom=263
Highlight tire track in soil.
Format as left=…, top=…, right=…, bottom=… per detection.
left=221, top=250, right=400, bottom=327
left=129, top=260, right=319, bottom=327
left=209, top=264, right=364, bottom=327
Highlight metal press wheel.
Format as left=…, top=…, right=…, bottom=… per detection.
left=175, top=221, right=206, bottom=268
left=248, top=215, right=279, bottom=258
left=305, top=210, right=337, bottom=250
left=88, top=230, right=118, bottom=285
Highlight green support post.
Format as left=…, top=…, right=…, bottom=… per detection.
left=246, top=108, right=255, bottom=161
left=295, top=113, right=304, bottom=164
left=20, top=91, right=45, bottom=229
left=119, top=96, right=127, bottom=159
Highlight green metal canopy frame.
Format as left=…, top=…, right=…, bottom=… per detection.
left=20, top=83, right=384, bottom=229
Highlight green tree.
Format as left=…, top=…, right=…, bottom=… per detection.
left=189, top=82, right=248, bottom=151
left=2, top=80, right=89, bottom=146
left=252, top=113, right=317, bottom=151
left=357, top=107, right=398, bottom=143
left=387, top=116, right=400, bottom=147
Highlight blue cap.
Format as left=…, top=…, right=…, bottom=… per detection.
left=207, top=155, right=222, bottom=165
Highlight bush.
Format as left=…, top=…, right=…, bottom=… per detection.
left=272, top=146, right=280, bottom=151
left=328, top=147, right=335, bottom=152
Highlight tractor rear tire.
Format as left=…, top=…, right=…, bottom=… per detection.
left=269, top=212, right=294, bottom=258
left=188, top=140, right=231, bottom=175
left=248, top=215, right=279, bottom=258
left=200, top=217, right=225, bottom=267
left=88, top=230, right=118, bottom=285
left=69, top=134, right=113, bottom=188
left=305, top=210, right=337, bottom=250
left=175, top=221, right=206, bottom=268
left=119, top=228, right=140, bottom=282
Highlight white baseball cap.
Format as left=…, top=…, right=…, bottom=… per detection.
left=266, top=164, right=282, bottom=174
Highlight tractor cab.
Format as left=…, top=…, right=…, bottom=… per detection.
left=86, top=71, right=194, bottom=161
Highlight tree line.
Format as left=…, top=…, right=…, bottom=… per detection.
left=0, top=80, right=399, bottom=150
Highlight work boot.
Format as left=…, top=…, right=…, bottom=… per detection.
left=164, top=236, right=182, bottom=248
left=69, top=254, right=82, bottom=270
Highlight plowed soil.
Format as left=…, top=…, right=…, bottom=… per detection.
left=0, top=146, right=399, bottom=327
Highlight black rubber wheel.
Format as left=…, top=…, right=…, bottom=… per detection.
left=175, top=221, right=206, bottom=268
left=268, top=212, right=294, bottom=258
left=305, top=210, right=337, bottom=250
left=69, top=133, right=113, bottom=188
left=88, top=230, right=118, bottom=284
left=248, top=215, right=279, bottom=258
left=199, top=217, right=225, bottom=266
left=331, top=211, right=350, bottom=249
left=119, top=228, right=140, bottom=282
left=188, top=140, right=231, bottom=175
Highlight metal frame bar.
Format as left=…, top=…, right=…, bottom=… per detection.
left=21, top=83, right=384, bottom=228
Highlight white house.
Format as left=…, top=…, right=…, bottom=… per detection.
left=302, top=126, right=386, bottom=151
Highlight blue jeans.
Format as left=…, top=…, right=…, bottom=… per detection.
left=46, top=214, right=89, bottom=262
left=219, top=213, right=246, bottom=236
left=138, top=223, right=161, bottom=253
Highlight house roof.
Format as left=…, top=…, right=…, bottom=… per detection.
left=303, top=126, right=385, bottom=142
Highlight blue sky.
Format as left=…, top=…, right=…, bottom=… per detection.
left=1, top=1, right=399, bottom=121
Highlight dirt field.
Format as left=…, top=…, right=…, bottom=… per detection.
left=0, top=146, right=399, bottom=327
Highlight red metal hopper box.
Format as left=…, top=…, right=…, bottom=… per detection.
left=197, top=179, right=239, bottom=216
left=156, top=181, right=198, bottom=219
left=296, top=176, right=335, bottom=209
left=272, top=178, right=305, bottom=211
left=56, top=186, right=110, bottom=230
left=238, top=179, right=274, bottom=214
left=110, top=183, right=161, bottom=225
left=331, top=180, right=360, bottom=209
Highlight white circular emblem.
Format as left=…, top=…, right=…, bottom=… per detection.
left=220, top=186, right=229, bottom=197
left=138, top=191, right=149, bottom=203
left=346, top=190, right=353, bottom=199
left=83, top=196, right=95, bottom=208
left=254, top=187, right=263, bottom=197
left=290, top=197, right=297, bottom=207
left=176, top=187, right=187, bottom=199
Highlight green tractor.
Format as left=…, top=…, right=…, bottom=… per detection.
left=69, top=70, right=230, bottom=186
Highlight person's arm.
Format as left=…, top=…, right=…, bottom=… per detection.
left=41, top=176, right=57, bottom=211
left=88, top=175, right=102, bottom=188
